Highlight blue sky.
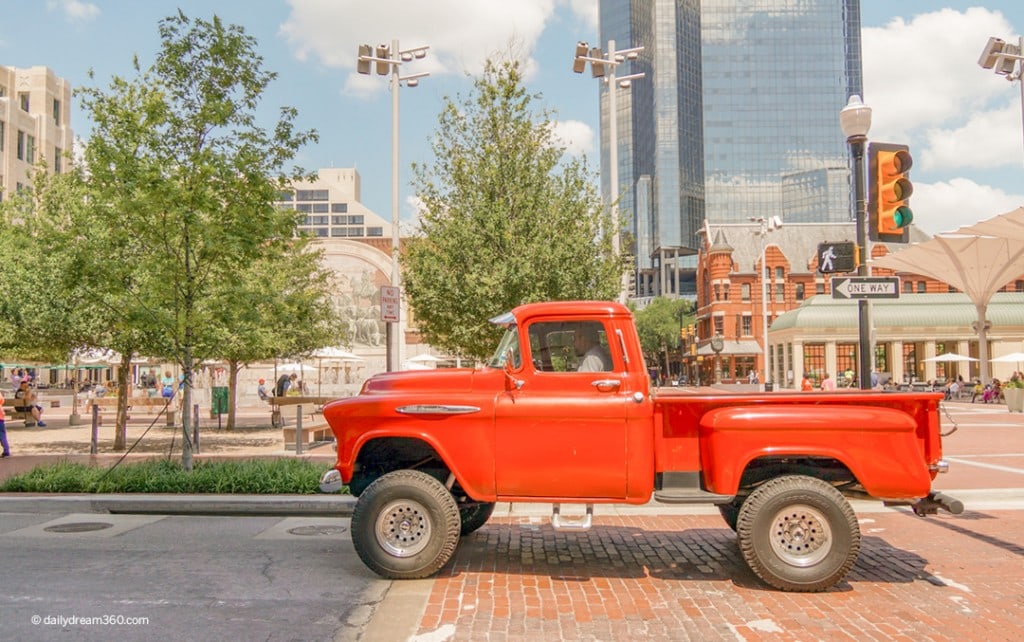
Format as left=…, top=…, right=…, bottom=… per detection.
left=2, top=1, right=1022, bottom=236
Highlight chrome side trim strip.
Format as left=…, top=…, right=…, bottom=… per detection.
left=396, top=404, right=481, bottom=415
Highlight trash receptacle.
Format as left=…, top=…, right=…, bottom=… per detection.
left=212, top=386, right=229, bottom=415
left=764, top=382, right=774, bottom=392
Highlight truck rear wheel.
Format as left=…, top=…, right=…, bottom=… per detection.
left=459, top=502, right=496, bottom=536
left=350, top=470, right=461, bottom=579
left=736, top=475, right=860, bottom=592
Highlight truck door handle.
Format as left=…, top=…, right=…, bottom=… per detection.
left=591, top=379, right=621, bottom=392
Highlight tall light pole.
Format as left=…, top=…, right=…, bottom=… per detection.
left=750, top=215, right=782, bottom=389
left=573, top=40, right=644, bottom=303
left=839, top=94, right=873, bottom=390
left=357, top=40, right=429, bottom=372
left=979, top=36, right=1024, bottom=163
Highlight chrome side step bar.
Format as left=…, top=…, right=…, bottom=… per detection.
left=551, top=504, right=593, bottom=531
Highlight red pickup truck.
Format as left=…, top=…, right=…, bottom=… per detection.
left=320, top=300, right=961, bottom=592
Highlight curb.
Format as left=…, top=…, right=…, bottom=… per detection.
left=0, top=493, right=357, bottom=517
left=2, top=487, right=1022, bottom=517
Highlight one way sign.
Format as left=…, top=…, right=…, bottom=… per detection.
left=831, top=277, right=901, bottom=300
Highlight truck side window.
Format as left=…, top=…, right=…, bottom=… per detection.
left=526, top=321, right=613, bottom=373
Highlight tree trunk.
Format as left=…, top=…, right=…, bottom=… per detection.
left=226, top=359, right=240, bottom=431
left=113, top=353, right=132, bottom=451
left=181, top=345, right=194, bottom=471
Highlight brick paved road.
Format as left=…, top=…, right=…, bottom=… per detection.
left=411, top=509, right=1024, bottom=641
left=361, top=403, right=1024, bottom=642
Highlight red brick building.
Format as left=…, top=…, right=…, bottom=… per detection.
left=689, top=223, right=1024, bottom=388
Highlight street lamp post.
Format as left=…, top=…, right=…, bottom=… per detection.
left=357, top=40, right=429, bottom=372
left=839, top=94, right=873, bottom=390
left=750, top=215, right=782, bottom=389
left=979, top=35, right=1024, bottom=163
left=573, top=40, right=644, bottom=303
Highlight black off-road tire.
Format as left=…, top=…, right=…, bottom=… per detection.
left=718, top=501, right=742, bottom=532
left=736, top=475, right=860, bottom=592
left=459, top=502, right=496, bottom=536
left=350, top=470, right=461, bottom=579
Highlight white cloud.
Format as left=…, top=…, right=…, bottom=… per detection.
left=565, top=0, right=598, bottom=31
left=281, top=0, right=557, bottom=96
left=550, top=119, right=595, bottom=156
left=913, top=178, right=1024, bottom=235
left=922, top=103, right=1023, bottom=170
left=47, top=0, right=99, bottom=21
left=863, top=7, right=1015, bottom=142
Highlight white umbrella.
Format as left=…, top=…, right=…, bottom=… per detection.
left=278, top=362, right=316, bottom=373
left=309, top=347, right=363, bottom=396
left=311, top=346, right=363, bottom=361
left=407, top=354, right=442, bottom=363
left=992, top=352, right=1024, bottom=370
left=922, top=353, right=977, bottom=363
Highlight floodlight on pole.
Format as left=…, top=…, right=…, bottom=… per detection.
left=356, top=39, right=430, bottom=372
left=978, top=35, right=1024, bottom=165
left=572, top=39, right=645, bottom=303
left=839, top=94, right=874, bottom=389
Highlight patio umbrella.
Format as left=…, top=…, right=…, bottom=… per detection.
left=992, top=352, right=1024, bottom=370
left=873, top=228, right=1024, bottom=384
left=310, top=347, right=363, bottom=396
left=922, top=353, right=977, bottom=362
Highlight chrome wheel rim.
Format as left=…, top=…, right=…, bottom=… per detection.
left=375, top=499, right=431, bottom=557
left=768, top=503, right=832, bottom=567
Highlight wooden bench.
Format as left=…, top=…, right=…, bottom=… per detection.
left=268, top=396, right=334, bottom=429
left=3, top=398, right=37, bottom=426
left=86, top=396, right=177, bottom=426
left=282, top=421, right=334, bottom=450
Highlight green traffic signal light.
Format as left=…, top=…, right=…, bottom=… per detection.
left=869, top=142, right=913, bottom=243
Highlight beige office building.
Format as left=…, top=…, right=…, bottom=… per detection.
left=0, top=65, right=74, bottom=199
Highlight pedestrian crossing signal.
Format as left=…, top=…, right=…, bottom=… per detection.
left=817, top=241, right=857, bottom=273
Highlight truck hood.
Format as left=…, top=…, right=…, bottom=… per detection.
left=359, top=367, right=493, bottom=395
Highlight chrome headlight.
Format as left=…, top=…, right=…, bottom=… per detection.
left=319, top=469, right=344, bottom=493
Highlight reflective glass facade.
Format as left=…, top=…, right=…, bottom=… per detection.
left=598, top=0, right=862, bottom=297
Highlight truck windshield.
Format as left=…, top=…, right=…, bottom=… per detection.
left=488, top=325, right=521, bottom=369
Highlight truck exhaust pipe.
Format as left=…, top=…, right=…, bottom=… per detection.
left=910, top=491, right=964, bottom=516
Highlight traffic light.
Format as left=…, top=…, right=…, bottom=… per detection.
left=357, top=44, right=372, bottom=75
left=868, top=142, right=913, bottom=243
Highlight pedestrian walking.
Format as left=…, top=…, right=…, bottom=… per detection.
left=0, top=390, right=10, bottom=457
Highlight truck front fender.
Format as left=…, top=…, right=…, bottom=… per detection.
left=345, top=420, right=497, bottom=501
left=698, top=404, right=933, bottom=499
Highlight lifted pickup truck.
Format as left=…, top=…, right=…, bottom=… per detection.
left=320, top=301, right=961, bottom=591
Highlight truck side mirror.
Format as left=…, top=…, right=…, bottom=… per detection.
left=503, top=349, right=524, bottom=390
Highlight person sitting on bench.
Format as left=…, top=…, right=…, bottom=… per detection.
left=13, top=381, right=46, bottom=427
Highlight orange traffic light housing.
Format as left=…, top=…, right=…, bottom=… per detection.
left=868, top=142, right=913, bottom=243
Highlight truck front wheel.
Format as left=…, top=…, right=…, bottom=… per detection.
left=350, top=470, right=461, bottom=579
left=736, top=475, right=860, bottom=592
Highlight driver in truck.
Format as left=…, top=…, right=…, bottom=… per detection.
left=574, top=323, right=612, bottom=372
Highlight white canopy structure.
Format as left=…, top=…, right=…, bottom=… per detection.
left=873, top=207, right=1024, bottom=384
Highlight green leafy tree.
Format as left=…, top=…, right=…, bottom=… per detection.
left=404, top=58, right=622, bottom=359
left=633, top=297, right=694, bottom=380
left=204, top=235, right=345, bottom=430
left=74, top=11, right=318, bottom=467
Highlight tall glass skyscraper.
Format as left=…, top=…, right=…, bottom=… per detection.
left=598, top=0, right=863, bottom=298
